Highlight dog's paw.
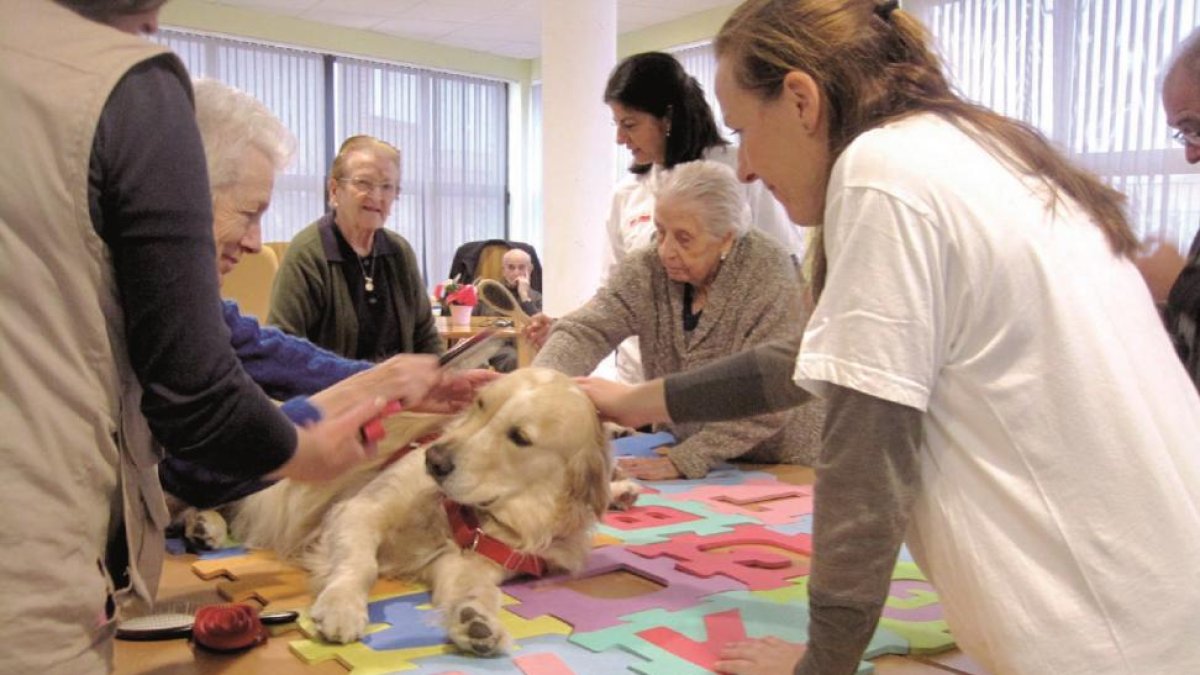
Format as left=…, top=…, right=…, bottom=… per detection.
left=447, top=600, right=510, bottom=656
left=310, top=591, right=369, bottom=644
left=602, top=422, right=638, bottom=440
left=183, top=509, right=228, bottom=551
left=608, top=478, right=641, bottom=511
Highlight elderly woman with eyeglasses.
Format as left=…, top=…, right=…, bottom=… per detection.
left=157, top=81, right=495, bottom=512
left=268, top=135, right=442, bottom=361
left=532, top=160, right=824, bottom=480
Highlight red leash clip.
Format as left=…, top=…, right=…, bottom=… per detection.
left=359, top=400, right=404, bottom=443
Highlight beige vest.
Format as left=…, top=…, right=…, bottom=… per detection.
left=0, top=0, right=191, bottom=647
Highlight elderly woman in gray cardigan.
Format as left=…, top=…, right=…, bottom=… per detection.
left=533, top=160, right=823, bottom=479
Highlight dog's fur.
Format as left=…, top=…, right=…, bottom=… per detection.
left=214, top=368, right=626, bottom=655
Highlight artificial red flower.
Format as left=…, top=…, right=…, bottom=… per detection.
left=435, top=277, right=478, bottom=307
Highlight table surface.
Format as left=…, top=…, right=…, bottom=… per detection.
left=437, top=315, right=534, bottom=368
left=114, top=464, right=984, bottom=675
left=435, top=315, right=517, bottom=339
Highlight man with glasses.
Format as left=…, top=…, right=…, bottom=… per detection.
left=1161, top=26, right=1200, bottom=389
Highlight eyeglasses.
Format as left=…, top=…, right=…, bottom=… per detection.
left=1171, top=128, right=1200, bottom=148
left=339, top=177, right=400, bottom=199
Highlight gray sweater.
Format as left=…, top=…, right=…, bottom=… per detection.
left=534, top=229, right=825, bottom=478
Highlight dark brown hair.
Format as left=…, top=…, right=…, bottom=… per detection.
left=604, top=52, right=728, bottom=174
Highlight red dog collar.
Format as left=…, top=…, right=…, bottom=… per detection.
left=379, top=432, right=443, bottom=470
left=442, top=499, right=547, bottom=578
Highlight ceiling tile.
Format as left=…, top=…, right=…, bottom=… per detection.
left=186, top=0, right=727, bottom=61
left=373, top=17, right=466, bottom=41
left=211, top=0, right=316, bottom=16
left=299, top=7, right=388, bottom=31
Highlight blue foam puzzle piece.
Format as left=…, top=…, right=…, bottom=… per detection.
left=361, top=591, right=447, bottom=651
left=764, top=513, right=814, bottom=536
left=644, top=465, right=777, bottom=494
left=197, top=545, right=248, bottom=560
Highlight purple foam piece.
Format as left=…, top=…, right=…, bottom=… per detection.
left=881, top=580, right=944, bottom=622
left=503, top=546, right=743, bottom=633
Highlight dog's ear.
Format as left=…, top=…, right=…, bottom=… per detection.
left=566, top=418, right=613, bottom=520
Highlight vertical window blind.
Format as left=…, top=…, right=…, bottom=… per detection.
left=335, top=58, right=508, bottom=282
left=910, top=0, right=1199, bottom=250
left=154, top=29, right=509, bottom=288
left=156, top=29, right=327, bottom=246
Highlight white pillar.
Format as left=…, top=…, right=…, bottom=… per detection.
left=540, top=0, right=616, bottom=314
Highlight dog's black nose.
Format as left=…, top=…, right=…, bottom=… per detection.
left=425, top=444, right=455, bottom=480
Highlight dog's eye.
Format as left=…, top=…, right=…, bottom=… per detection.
left=507, top=428, right=531, bottom=447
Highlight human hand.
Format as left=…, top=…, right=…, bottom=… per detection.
left=1133, top=236, right=1186, bottom=304
left=574, top=377, right=669, bottom=429
left=269, top=397, right=386, bottom=482
left=523, top=313, right=555, bottom=348
left=715, top=636, right=806, bottom=675
left=616, top=456, right=682, bottom=481
left=516, top=275, right=532, bottom=302
left=309, top=355, right=441, bottom=418
left=407, top=368, right=501, bottom=414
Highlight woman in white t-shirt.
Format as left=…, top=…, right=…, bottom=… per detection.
left=578, top=2, right=1200, bottom=675
left=588, top=51, right=804, bottom=383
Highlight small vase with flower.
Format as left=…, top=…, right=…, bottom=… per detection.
left=434, top=276, right=478, bottom=327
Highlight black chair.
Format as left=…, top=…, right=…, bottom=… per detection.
left=447, top=239, right=542, bottom=292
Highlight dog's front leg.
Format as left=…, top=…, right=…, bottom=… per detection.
left=428, top=553, right=510, bottom=656
left=309, top=501, right=387, bottom=644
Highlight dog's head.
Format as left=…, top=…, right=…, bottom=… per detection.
left=425, top=368, right=611, bottom=545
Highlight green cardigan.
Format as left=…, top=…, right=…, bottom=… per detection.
left=267, top=214, right=443, bottom=360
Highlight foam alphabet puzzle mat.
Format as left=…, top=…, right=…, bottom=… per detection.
left=187, top=462, right=958, bottom=673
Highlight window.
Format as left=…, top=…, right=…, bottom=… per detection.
left=154, top=29, right=509, bottom=287
left=156, top=29, right=326, bottom=245
left=335, top=58, right=509, bottom=281
left=909, top=0, right=1200, bottom=251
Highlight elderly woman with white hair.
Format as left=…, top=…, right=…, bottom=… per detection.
left=533, top=160, right=823, bottom=479
left=159, top=80, right=494, bottom=511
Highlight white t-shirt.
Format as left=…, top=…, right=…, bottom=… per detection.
left=795, top=113, right=1200, bottom=674
left=604, top=146, right=805, bottom=383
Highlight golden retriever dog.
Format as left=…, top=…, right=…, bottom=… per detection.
left=220, top=368, right=618, bottom=655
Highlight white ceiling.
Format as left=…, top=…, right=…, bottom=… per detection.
left=203, top=0, right=731, bottom=59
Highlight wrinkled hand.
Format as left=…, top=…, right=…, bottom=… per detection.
left=523, top=313, right=555, bottom=348
left=715, top=636, right=806, bottom=675
left=516, top=275, right=532, bottom=302
left=407, top=368, right=500, bottom=414
left=310, top=355, right=441, bottom=418
left=270, top=397, right=386, bottom=482
left=574, top=377, right=669, bottom=429
left=616, top=456, right=681, bottom=481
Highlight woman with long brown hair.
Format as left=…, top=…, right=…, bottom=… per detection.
left=579, top=1, right=1200, bottom=673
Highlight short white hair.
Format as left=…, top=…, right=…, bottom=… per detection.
left=192, top=78, right=295, bottom=191
left=653, top=160, right=750, bottom=238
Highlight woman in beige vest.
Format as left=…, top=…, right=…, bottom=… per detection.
left=0, top=2, right=386, bottom=671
